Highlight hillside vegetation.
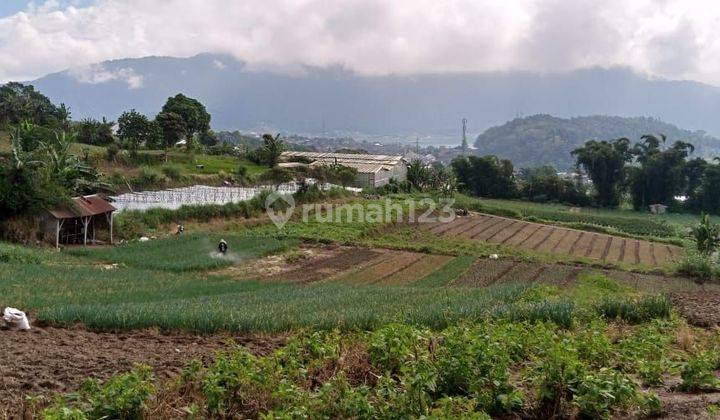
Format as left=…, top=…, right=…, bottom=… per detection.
left=474, top=115, right=720, bottom=169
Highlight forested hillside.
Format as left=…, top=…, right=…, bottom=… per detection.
left=474, top=115, right=720, bottom=169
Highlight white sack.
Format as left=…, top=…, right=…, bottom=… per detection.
left=3, top=307, right=30, bottom=330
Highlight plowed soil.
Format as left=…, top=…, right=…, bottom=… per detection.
left=428, top=213, right=683, bottom=266
left=670, top=291, right=720, bottom=327
left=0, top=326, right=284, bottom=418
left=338, top=251, right=426, bottom=284
left=267, top=247, right=386, bottom=283
left=379, top=254, right=454, bottom=285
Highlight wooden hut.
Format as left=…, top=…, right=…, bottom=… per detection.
left=45, top=195, right=116, bottom=248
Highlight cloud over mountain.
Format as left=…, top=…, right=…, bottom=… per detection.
left=1, top=0, right=720, bottom=85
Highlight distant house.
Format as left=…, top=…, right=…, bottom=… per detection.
left=44, top=195, right=116, bottom=248
left=281, top=151, right=407, bottom=188
left=403, top=151, right=437, bottom=166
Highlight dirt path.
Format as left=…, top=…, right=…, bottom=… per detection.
left=0, top=326, right=285, bottom=418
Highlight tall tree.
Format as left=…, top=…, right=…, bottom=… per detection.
left=571, top=138, right=632, bottom=207
left=407, top=160, right=430, bottom=190
left=628, top=134, right=694, bottom=210
left=451, top=155, right=516, bottom=198
left=0, top=82, right=61, bottom=127
left=155, top=112, right=187, bottom=161
left=259, top=133, right=286, bottom=167
left=690, top=160, right=720, bottom=214
left=117, top=109, right=161, bottom=153
left=160, top=94, right=210, bottom=151
left=73, top=117, right=115, bottom=146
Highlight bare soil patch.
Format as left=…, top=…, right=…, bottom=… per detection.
left=0, top=326, right=284, bottom=418
left=670, top=291, right=720, bottom=327
left=267, top=247, right=386, bottom=283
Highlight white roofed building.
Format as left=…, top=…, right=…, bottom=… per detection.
left=281, top=151, right=407, bottom=188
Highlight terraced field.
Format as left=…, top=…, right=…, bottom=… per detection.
left=426, top=213, right=683, bottom=266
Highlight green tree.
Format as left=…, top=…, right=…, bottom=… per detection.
left=692, top=213, right=720, bottom=256
left=73, top=118, right=115, bottom=146
left=259, top=133, right=286, bottom=167
left=0, top=82, right=62, bottom=127
left=519, top=166, right=588, bottom=205
left=451, top=155, right=516, bottom=198
left=407, top=160, right=430, bottom=190
left=160, top=94, right=211, bottom=152
left=571, top=138, right=632, bottom=207
left=684, top=157, right=708, bottom=203
left=39, top=131, right=106, bottom=194
left=155, top=112, right=187, bottom=161
left=628, top=134, right=694, bottom=210
left=117, top=109, right=161, bottom=154
left=689, top=160, right=720, bottom=214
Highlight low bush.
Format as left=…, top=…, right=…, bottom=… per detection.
left=160, top=163, right=184, bottom=181
left=0, top=241, right=43, bottom=263
left=39, top=321, right=674, bottom=418
left=43, top=364, right=154, bottom=418
left=680, top=352, right=720, bottom=392
left=133, top=166, right=166, bottom=188
left=675, top=252, right=718, bottom=281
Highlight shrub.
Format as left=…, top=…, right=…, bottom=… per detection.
left=680, top=352, right=720, bottom=392
left=676, top=252, right=716, bottom=281
left=573, top=368, right=639, bottom=419
left=42, top=364, right=155, bottom=419
left=160, top=163, right=184, bottom=181
left=134, top=166, right=166, bottom=187
left=637, top=360, right=665, bottom=387
left=691, top=213, right=720, bottom=257
left=436, top=325, right=523, bottom=413
left=532, top=341, right=585, bottom=416
left=0, top=242, right=43, bottom=263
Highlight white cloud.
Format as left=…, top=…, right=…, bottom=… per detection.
left=0, top=0, right=719, bottom=85
left=69, top=64, right=143, bottom=88
left=212, top=59, right=226, bottom=69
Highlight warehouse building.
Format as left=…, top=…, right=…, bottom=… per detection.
left=280, top=151, right=407, bottom=188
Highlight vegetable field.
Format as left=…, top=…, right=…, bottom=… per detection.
left=426, top=214, right=683, bottom=267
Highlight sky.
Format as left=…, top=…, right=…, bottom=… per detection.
left=1, top=0, right=720, bottom=85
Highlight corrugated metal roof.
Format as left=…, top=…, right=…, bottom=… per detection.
left=281, top=151, right=403, bottom=166
left=308, top=161, right=389, bottom=173
left=48, top=195, right=116, bottom=219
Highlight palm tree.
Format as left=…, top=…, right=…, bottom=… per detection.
left=407, top=160, right=429, bottom=191
left=261, top=133, right=285, bottom=167
left=39, top=131, right=109, bottom=194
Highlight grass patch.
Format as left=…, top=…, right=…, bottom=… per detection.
left=596, top=295, right=672, bottom=324
left=67, top=234, right=296, bottom=272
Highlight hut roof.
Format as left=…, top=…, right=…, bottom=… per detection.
left=48, top=195, right=116, bottom=219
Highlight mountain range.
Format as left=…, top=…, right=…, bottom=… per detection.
left=28, top=53, right=720, bottom=141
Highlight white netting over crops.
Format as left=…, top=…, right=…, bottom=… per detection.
left=110, top=183, right=302, bottom=212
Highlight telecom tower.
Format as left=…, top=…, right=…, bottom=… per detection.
left=461, top=118, right=468, bottom=155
